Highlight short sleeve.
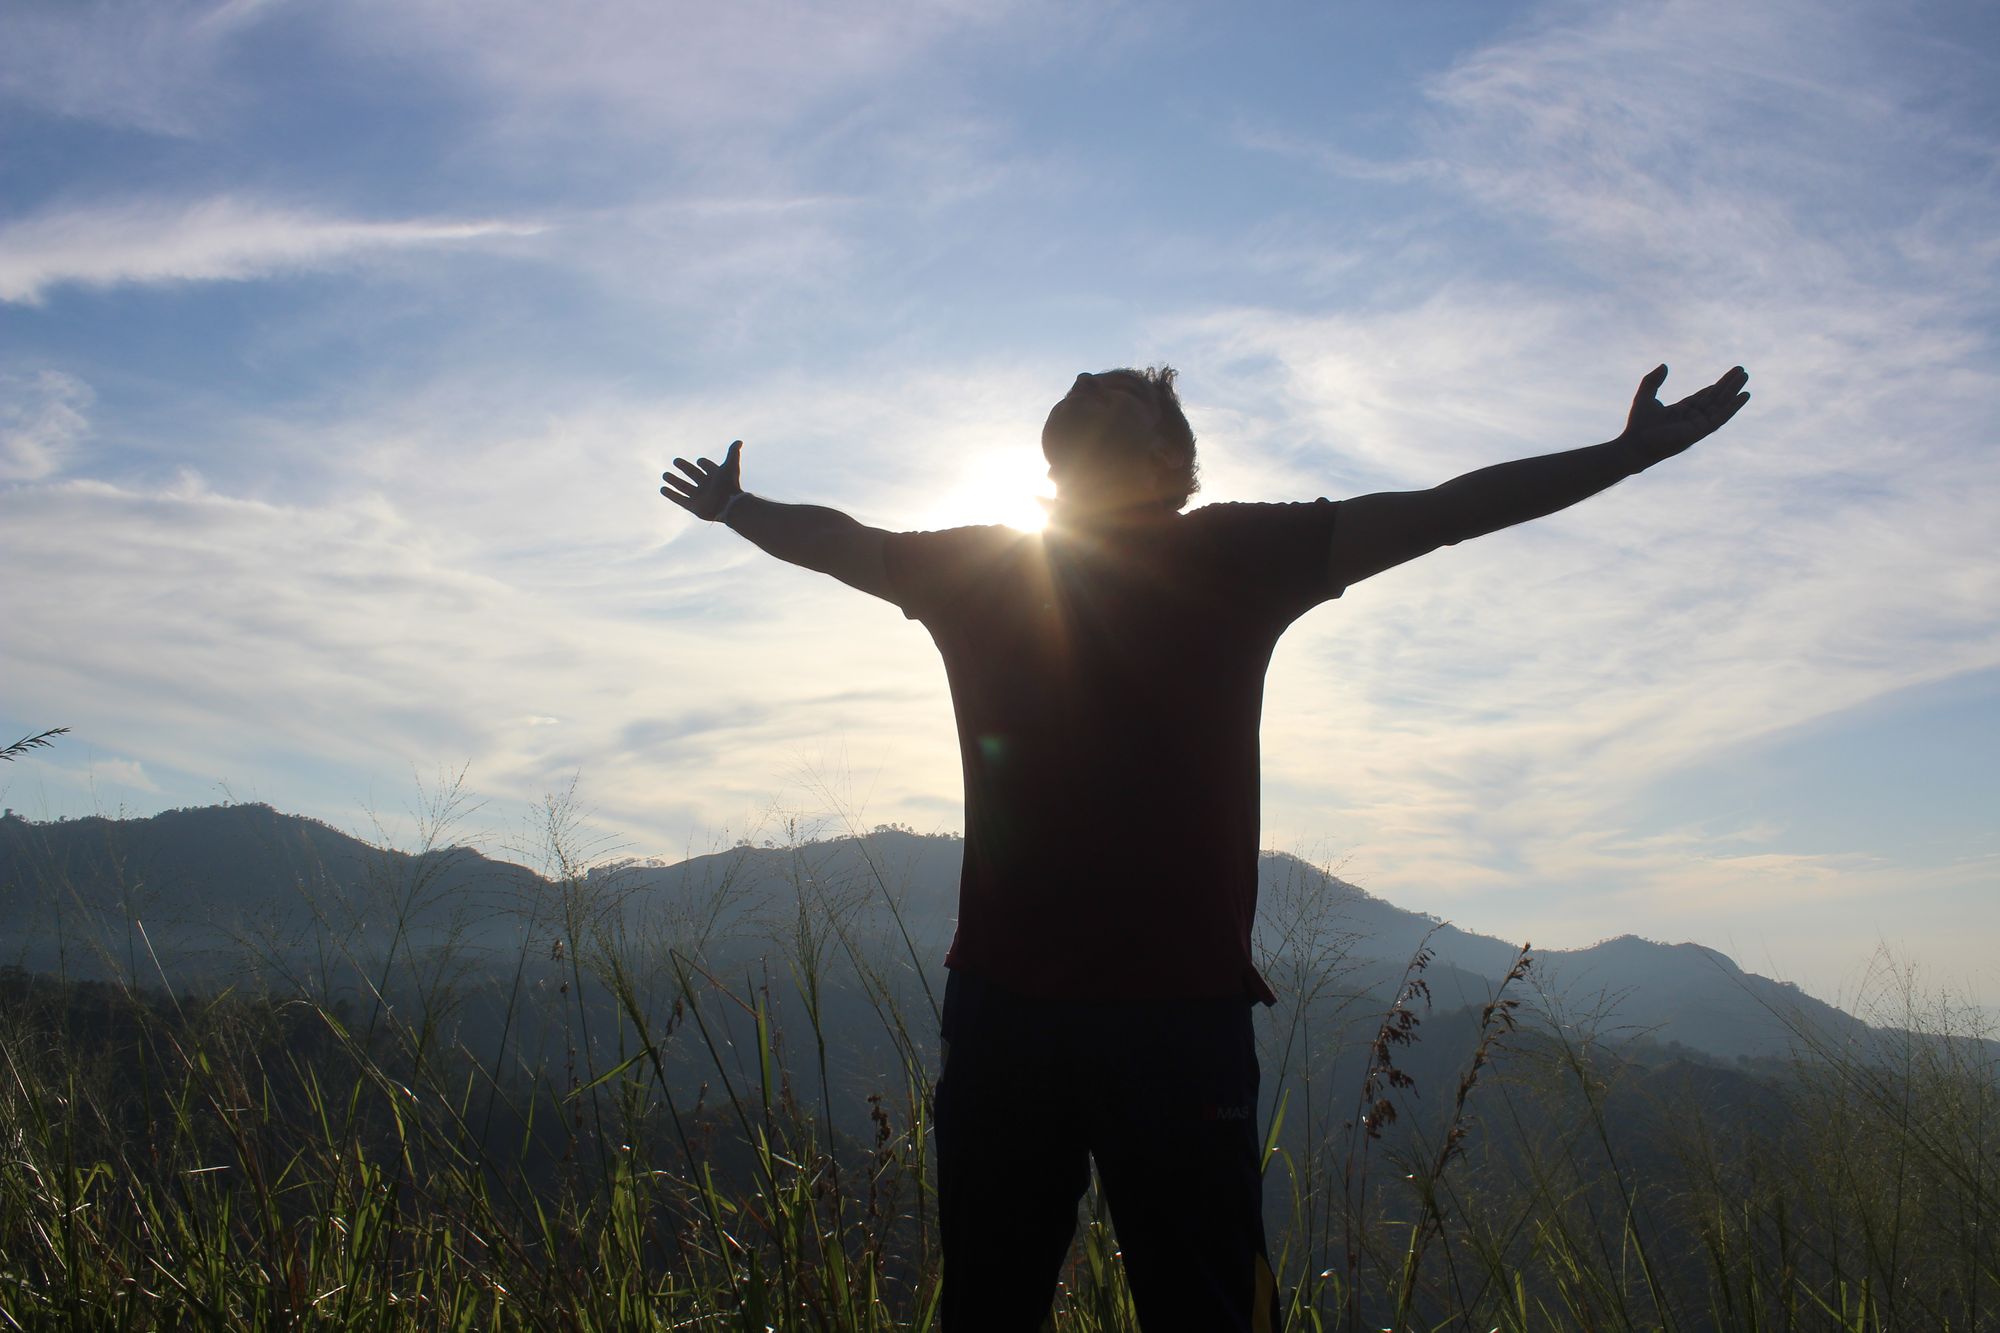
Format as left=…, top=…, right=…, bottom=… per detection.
left=1194, top=499, right=1344, bottom=623
left=882, top=525, right=1022, bottom=623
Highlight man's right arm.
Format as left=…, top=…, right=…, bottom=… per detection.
left=661, top=440, right=896, bottom=602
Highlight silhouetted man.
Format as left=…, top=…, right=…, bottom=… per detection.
left=660, top=361, right=1750, bottom=1331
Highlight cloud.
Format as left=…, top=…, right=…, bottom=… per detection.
left=0, top=197, right=543, bottom=305
left=0, top=329, right=1076, bottom=856
left=0, top=371, right=92, bottom=481
left=0, top=404, right=966, bottom=857
left=1231, top=288, right=2000, bottom=907
left=1171, top=0, right=2000, bottom=960
left=1418, top=0, right=1998, bottom=293
left=0, top=0, right=274, bottom=135
left=90, top=757, right=162, bottom=794
left=346, top=0, right=1040, bottom=146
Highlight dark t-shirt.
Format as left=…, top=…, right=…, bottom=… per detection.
left=883, top=500, right=1343, bottom=1004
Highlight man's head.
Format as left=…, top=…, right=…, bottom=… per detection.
left=1041, top=366, right=1199, bottom=514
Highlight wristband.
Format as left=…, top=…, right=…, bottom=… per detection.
left=716, top=492, right=750, bottom=526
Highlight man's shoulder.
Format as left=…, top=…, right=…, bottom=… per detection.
left=890, top=521, right=1031, bottom=546
left=1185, top=498, right=1338, bottom=519
left=886, top=522, right=1037, bottom=568
left=1181, top=498, right=1339, bottom=535
left=881, top=524, right=1038, bottom=621
left=1179, top=499, right=1344, bottom=607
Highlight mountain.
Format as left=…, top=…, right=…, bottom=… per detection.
left=0, top=803, right=1866, bottom=1061
left=1251, top=853, right=1869, bottom=1060
left=0, top=802, right=542, bottom=982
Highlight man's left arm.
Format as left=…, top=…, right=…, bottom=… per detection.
left=1328, top=364, right=1750, bottom=588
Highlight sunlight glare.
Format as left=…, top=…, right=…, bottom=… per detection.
left=916, top=445, right=1053, bottom=533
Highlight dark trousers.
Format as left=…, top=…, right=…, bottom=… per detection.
left=934, top=968, right=1276, bottom=1331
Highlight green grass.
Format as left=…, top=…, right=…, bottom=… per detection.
left=1, top=793, right=1994, bottom=1330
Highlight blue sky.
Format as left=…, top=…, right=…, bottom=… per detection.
left=4, top=0, right=1996, bottom=1013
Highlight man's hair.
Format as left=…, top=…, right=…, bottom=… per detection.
left=1110, top=364, right=1200, bottom=509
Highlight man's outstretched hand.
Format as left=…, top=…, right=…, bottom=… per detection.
left=661, top=440, right=743, bottom=521
left=1620, top=365, right=1750, bottom=467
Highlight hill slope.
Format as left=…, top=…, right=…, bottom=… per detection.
left=1, top=804, right=1866, bottom=1059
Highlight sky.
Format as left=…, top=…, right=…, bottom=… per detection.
left=4, top=0, right=1997, bottom=1015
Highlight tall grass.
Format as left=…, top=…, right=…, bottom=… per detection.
left=0, top=792, right=1994, bottom=1329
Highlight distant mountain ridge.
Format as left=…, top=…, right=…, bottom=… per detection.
left=0, top=802, right=542, bottom=981
left=1, top=803, right=1865, bottom=1060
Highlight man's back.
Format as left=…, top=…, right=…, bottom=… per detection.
left=884, top=500, right=1342, bottom=1002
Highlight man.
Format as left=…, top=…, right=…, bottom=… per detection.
left=660, top=361, right=1750, bottom=1330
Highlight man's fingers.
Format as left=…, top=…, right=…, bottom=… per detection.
left=1623, top=362, right=1747, bottom=449
left=1691, top=369, right=1748, bottom=413
left=662, top=441, right=748, bottom=512
left=1669, top=376, right=1751, bottom=438
left=665, top=441, right=742, bottom=482
left=1676, top=384, right=1724, bottom=415
left=1631, top=364, right=1669, bottom=417
left=1693, top=367, right=1747, bottom=402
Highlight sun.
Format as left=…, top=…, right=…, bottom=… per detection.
left=916, top=446, right=1052, bottom=533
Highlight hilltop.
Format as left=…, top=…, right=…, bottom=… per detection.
left=0, top=802, right=1873, bottom=1061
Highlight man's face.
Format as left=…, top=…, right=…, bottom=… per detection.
left=1041, top=371, right=1172, bottom=510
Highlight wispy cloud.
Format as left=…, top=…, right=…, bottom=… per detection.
left=0, top=371, right=92, bottom=481
left=1420, top=0, right=1999, bottom=286
left=0, top=363, right=995, bottom=851
left=0, top=198, right=542, bottom=305
left=89, top=756, right=162, bottom=795
left=0, top=0, right=275, bottom=135
left=349, top=0, right=1043, bottom=145
left=1170, top=0, right=2000, bottom=971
